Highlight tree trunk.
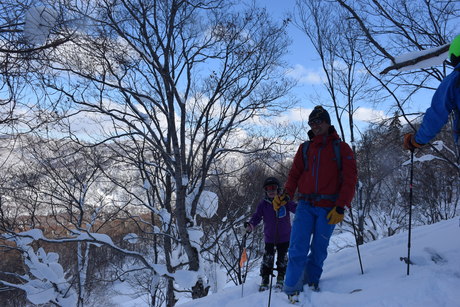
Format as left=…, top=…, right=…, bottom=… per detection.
left=166, top=278, right=177, bottom=307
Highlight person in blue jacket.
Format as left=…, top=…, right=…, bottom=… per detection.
left=404, top=34, right=460, bottom=151
left=245, top=177, right=296, bottom=291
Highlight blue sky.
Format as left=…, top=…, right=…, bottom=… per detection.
left=255, top=0, right=437, bottom=141
left=257, top=0, right=324, bottom=98
left=256, top=0, right=388, bottom=137
left=17, top=1, right=438, bottom=143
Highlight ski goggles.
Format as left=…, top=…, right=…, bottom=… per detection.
left=264, top=184, right=278, bottom=192
left=308, top=118, right=323, bottom=127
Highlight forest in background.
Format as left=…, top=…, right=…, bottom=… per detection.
left=0, top=0, right=459, bottom=306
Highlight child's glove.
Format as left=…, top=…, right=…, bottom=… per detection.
left=272, top=193, right=289, bottom=211
left=244, top=222, right=253, bottom=233
left=327, top=206, right=345, bottom=225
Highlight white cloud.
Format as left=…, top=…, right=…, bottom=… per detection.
left=274, top=106, right=388, bottom=125
left=287, top=64, right=323, bottom=84
left=273, top=106, right=389, bottom=125
left=354, top=107, right=388, bottom=123
left=275, top=107, right=311, bottom=123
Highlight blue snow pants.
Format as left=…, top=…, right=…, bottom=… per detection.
left=283, top=200, right=335, bottom=294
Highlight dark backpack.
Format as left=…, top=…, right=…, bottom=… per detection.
left=301, top=139, right=342, bottom=172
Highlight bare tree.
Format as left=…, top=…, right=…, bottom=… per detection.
left=0, top=1, right=76, bottom=129
left=295, top=0, right=374, bottom=243
left=296, top=0, right=373, bottom=141
left=0, top=134, right=170, bottom=306
left=332, top=0, right=459, bottom=135
left=0, top=135, right=117, bottom=306
left=354, top=117, right=408, bottom=240
left=21, top=0, right=295, bottom=303
left=296, top=0, right=460, bottom=243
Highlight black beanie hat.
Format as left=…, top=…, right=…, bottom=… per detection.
left=263, top=177, right=280, bottom=188
left=309, top=106, right=331, bottom=125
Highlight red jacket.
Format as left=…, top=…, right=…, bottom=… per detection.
left=285, top=127, right=357, bottom=208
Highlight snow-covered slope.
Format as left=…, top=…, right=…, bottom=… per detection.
left=177, top=218, right=460, bottom=307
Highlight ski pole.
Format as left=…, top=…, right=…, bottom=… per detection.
left=240, top=232, right=249, bottom=297
left=407, top=150, right=414, bottom=275
left=349, top=207, right=364, bottom=274
left=267, top=208, right=280, bottom=307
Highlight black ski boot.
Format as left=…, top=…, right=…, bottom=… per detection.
left=308, top=282, right=320, bottom=292
left=259, top=276, right=270, bottom=292
left=287, top=291, right=299, bottom=304
left=274, top=275, right=284, bottom=291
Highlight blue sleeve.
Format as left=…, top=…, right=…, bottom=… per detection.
left=415, top=70, right=459, bottom=145
left=248, top=200, right=264, bottom=227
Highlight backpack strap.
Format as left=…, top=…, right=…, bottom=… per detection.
left=333, top=139, right=342, bottom=172
left=302, top=139, right=342, bottom=171
left=302, top=141, right=311, bottom=171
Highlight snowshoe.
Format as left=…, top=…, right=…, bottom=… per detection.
left=287, top=291, right=299, bottom=304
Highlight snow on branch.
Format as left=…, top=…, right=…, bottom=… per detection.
left=2, top=228, right=202, bottom=295
left=1, top=230, right=77, bottom=306
left=380, top=44, right=450, bottom=75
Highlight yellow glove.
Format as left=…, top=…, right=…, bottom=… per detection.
left=327, top=206, right=345, bottom=225
left=272, top=193, right=289, bottom=211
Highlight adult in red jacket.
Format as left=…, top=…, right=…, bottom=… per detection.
left=279, top=106, right=357, bottom=301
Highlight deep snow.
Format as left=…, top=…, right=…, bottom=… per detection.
left=175, top=217, right=459, bottom=307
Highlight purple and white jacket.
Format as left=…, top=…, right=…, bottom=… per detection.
left=248, top=198, right=297, bottom=244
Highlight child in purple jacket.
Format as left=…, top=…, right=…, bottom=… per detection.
left=245, top=177, right=296, bottom=291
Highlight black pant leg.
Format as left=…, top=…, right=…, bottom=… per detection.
left=260, top=243, right=275, bottom=281
left=275, top=241, right=289, bottom=280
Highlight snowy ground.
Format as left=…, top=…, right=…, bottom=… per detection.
left=175, top=218, right=460, bottom=307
